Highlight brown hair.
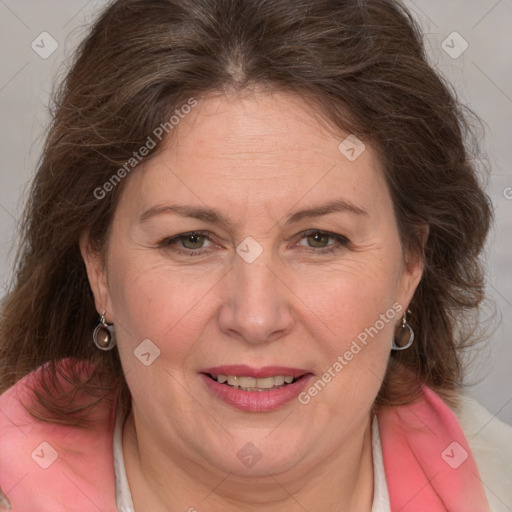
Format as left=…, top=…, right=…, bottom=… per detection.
left=0, top=0, right=493, bottom=423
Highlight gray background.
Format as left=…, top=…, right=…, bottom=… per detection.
left=0, top=0, right=511, bottom=425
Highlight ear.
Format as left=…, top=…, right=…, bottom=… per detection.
left=79, top=231, right=114, bottom=320
left=397, top=224, right=429, bottom=311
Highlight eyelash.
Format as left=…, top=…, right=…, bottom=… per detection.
left=158, top=230, right=350, bottom=257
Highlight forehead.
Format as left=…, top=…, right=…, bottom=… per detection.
left=119, top=89, right=390, bottom=221
left=170, top=89, right=363, bottom=166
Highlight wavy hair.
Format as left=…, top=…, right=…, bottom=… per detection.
left=0, top=0, right=493, bottom=423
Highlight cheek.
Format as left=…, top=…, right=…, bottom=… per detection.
left=318, top=281, right=397, bottom=378
left=294, top=255, right=402, bottom=406
left=294, top=254, right=403, bottom=343
left=301, top=293, right=397, bottom=428
left=106, top=252, right=218, bottom=361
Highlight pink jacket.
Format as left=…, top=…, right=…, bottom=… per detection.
left=0, top=361, right=491, bottom=511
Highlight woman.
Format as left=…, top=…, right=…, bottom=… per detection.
left=0, top=0, right=511, bottom=510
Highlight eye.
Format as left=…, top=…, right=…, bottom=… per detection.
left=296, top=230, right=350, bottom=254
left=158, top=231, right=214, bottom=255
left=158, top=229, right=350, bottom=257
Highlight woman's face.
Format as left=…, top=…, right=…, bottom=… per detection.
left=83, top=89, right=423, bottom=479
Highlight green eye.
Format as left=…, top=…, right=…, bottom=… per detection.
left=306, top=232, right=330, bottom=248
left=297, top=230, right=350, bottom=254
left=159, top=229, right=349, bottom=257
left=159, top=231, right=212, bottom=255
left=180, top=233, right=206, bottom=249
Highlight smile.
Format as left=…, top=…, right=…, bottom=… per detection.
left=200, top=365, right=313, bottom=411
left=208, top=374, right=296, bottom=391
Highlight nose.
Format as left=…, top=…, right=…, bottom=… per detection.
left=218, top=248, right=294, bottom=344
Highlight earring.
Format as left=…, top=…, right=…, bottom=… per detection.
left=392, top=309, right=414, bottom=351
left=93, top=310, right=116, bottom=351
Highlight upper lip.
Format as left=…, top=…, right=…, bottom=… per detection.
left=200, top=365, right=311, bottom=378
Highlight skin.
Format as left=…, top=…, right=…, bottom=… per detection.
left=81, top=88, right=424, bottom=511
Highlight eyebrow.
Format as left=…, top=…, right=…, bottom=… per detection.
left=138, top=198, right=368, bottom=227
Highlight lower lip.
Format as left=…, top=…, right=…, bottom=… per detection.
left=200, top=373, right=313, bottom=412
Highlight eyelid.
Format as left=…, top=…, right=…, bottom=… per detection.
left=295, top=229, right=349, bottom=243
left=292, top=229, right=351, bottom=251
left=159, top=229, right=350, bottom=257
left=159, top=231, right=215, bottom=249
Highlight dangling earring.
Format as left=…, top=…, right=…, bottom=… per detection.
left=93, top=310, right=116, bottom=351
left=392, top=309, right=414, bottom=351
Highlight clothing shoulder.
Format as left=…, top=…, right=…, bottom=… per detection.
left=0, top=361, right=118, bottom=511
left=454, top=393, right=512, bottom=512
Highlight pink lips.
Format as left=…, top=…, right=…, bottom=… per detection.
left=201, top=365, right=309, bottom=379
left=200, top=365, right=313, bottom=412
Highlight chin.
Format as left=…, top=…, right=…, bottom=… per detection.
left=202, top=432, right=311, bottom=479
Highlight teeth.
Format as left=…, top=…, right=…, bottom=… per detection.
left=226, top=375, right=239, bottom=387
left=214, top=374, right=297, bottom=390
left=273, top=376, right=285, bottom=386
left=255, top=377, right=275, bottom=389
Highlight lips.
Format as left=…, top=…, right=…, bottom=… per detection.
left=211, top=374, right=295, bottom=391
left=199, top=365, right=313, bottom=412
left=201, top=365, right=309, bottom=379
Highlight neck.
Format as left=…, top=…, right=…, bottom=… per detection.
left=122, top=408, right=375, bottom=512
